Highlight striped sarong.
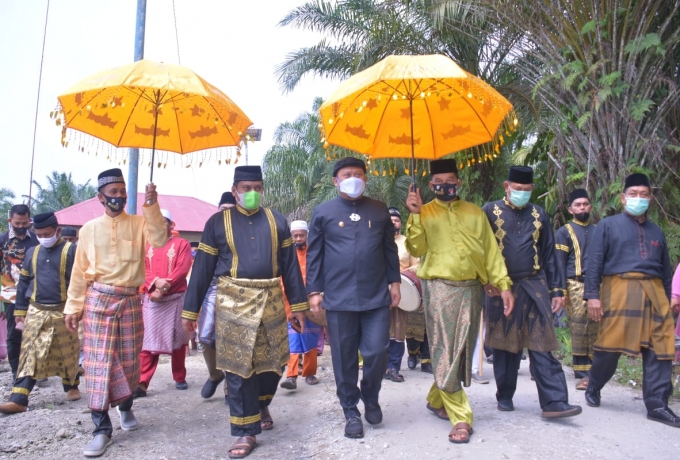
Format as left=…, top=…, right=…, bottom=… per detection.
left=565, top=279, right=598, bottom=359
left=197, top=277, right=218, bottom=347
left=424, top=278, right=483, bottom=393
left=595, top=273, right=674, bottom=359
left=142, top=292, right=189, bottom=354
left=215, top=276, right=288, bottom=379
left=82, top=282, right=143, bottom=411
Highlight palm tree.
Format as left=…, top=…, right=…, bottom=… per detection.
left=25, top=171, right=97, bottom=213
left=0, top=188, right=15, bottom=233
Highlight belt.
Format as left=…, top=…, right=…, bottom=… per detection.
left=568, top=276, right=585, bottom=282
left=29, top=300, right=66, bottom=311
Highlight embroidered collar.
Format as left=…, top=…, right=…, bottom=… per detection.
left=236, top=204, right=260, bottom=216
left=503, top=197, right=528, bottom=210
left=571, top=219, right=591, bottom=227
left=8, top=227, right=33, bottom=240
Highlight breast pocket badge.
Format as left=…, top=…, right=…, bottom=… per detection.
left=349, top=213, right=361, bottom=222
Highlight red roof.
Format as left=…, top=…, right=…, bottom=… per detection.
left=55, top=194, right=217, bottom=232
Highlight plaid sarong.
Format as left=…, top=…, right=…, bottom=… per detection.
left=288, top=319, right=321, bottom=354
left=566, top=279, right=598, bottom=359
left=595, top=273, right=674, bottom=359
left=142, top=292, right=189, bottom=354
left=424, top=278, right=483, bottom=393
left=197, top=277, right=218, bottom=347
left=215, top=276, right=288, bottom=379
left=83, top=282, right=143, bottom=411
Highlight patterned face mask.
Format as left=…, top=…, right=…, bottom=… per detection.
left=101, top=194, right=127, bottom=212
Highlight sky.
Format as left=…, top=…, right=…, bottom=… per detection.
left=0, top=0, right=337, bottom=207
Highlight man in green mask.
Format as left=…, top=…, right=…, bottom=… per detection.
left=182, top=165, right=308, bottom=459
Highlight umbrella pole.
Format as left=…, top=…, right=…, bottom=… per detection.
left=149, top=89, right=160, bottom=184
left=409, top=96, right=415, bottom=184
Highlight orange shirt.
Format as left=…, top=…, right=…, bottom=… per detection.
left=283, top=245, right=307, bottom=317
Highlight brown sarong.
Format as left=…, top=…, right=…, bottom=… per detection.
left=565, top=279, right=598, bottom=360
left=215, top=276, right=288, bottom=379
left=595, top=273, right=674, bottom=359
left=424, top=278, right=483, bottom=393
left=389, top=307, right=407, bottom=341
left=405, top=309, right=426, bottom=342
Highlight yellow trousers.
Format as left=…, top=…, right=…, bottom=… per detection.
left=426, top=382, right=473, bottom=426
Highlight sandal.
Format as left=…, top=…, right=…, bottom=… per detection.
left=426, top=403, right=448, bottom=420
left=305, top=375, right=320, bottom=385
left=260, top=407, right=274, bottom=430
left=228, top=436, right=257, bottom=459
left=575, top=377, right=589, bottom=391
left=449, top=423, right=473, bottom=444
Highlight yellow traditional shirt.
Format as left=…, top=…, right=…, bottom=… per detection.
left=64, top=203, right=167, bottom=315
left=405, top=198, right=512, bottom=290
left=395, top=234, right=419, bottom=272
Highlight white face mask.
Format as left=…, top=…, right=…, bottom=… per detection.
left=38, top=234, right=59, bottom=248
left=337, top=177, right=366, bottom=198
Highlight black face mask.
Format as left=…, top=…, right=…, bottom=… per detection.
left=295, top=242, right=307, bottom=249
left=433, top=183, right=457, bottom=201
left=574, top=212, right=590, bottom=222
left=12, top=225, right=28, bottom=236
left=101, top=194, right=127, bottom=213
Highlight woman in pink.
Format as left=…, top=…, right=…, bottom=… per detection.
left=673, top=265, right=680, bottom=359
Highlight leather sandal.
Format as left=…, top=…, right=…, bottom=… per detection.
left=426, top=403, right=448, bottom=420
left=260, top=407, right=274, bottom=430
left=228, top=436, right=257, bottom=459
left=449, top=423, right=473, bottom=444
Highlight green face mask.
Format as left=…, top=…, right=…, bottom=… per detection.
left=239, top=190, right=262, bottom=210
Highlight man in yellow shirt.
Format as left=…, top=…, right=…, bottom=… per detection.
left=64, top=168, right=167, bottom=457
left=405, top=159, right=514, bottom=444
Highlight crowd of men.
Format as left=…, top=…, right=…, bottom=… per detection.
left=1, top=158, right=679, bottom=458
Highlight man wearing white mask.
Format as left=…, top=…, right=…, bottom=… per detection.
left=182, top=165, right=308, bottom=459
left=0, top=212, right=81, bottom=414
left=306, top=156, right=401, bottom=439
left=482, top=166, right=581, bottom=419
left=584, top=173, right=679, bottom=427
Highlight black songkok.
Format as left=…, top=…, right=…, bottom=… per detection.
left=61, top=226, right=77, bottom=237
left=219, top=192, right=236, bottom=206
left=507, top=166, right=533, bottom=184
left=568, top=188, right=589, bottom=205
left=32, top=212, right=58, bottom=229
left=388, top=207, right=401, bottom=219
left=97, top=168, right=125, bottom=190
left=624, top=173, right=651, bottom=190
left=234, top=166, right=263, bottom=182
left=190, top=241, right=199, bottom=248
left=430, top=159, right=458, bottom=176
left=332, top=157, right=366, bottom=177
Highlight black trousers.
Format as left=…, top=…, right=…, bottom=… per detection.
left=388, top=339, right=405, bottom=371
left=326, top=306, right=390, bottom=419
left=573, top=355, right=593, bottom=379
left=493, top=348, right=569, bottom=408
left=226, top=370, right=281, bottom=437
left=589, top=348, right=672, bottom=412
left=406, top=334, right=431, bottom=361
left=91, top=396, right=133, bottom=437
left=3, top=302, right=22, bottom=379
left=10, top=375, right=79, bottom=406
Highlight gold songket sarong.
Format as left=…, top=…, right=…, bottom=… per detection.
left=595, top=273, right=675, bottom=359
left=215, top=276, right=289, bottom=378
left=17, top=302, right=80, bottom=385
left=566, top=279, right=598, bottom=360
left=405, top=310, right=426, bottom=342
left=423, top=278, right=483, bottom=393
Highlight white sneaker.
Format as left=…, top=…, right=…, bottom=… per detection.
left=83, top=434, right=112, bottom=457
left=117, top=407, right=138, bottom=431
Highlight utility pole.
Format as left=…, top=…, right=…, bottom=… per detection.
left=126, top=0, right=146, bottom=214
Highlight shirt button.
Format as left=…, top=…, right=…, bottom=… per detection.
left=249, top=222, right=253, bottom=225
left=251, top=236, right=255, bottom=240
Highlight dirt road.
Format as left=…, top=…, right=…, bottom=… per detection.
left=1, top=350, right=679, bottom=459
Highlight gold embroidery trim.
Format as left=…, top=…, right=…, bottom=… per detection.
left=230, top=414, right=261, bottom=425
left=258, top=394, right=274, bottom=401
left=12, top=387, right=30, bottom=395
left=224, top=210, right=239, bottom=278
left=198, top=242, right=218, bottom=256
left=555, top=244, right=570, bottom=252
left=264, top=208, right=279, bottom=277
left=572, top=219, right=590, bottom=227
left=181, top=311, right=198, bottom=321
left=290, top=301, right=310, bottom=312
left=281, top=237, right=294, bottom=248
left=166, top=242, right=176, bottom=276
left=565, top=223, right=582, bottom=277
left=31, top=245, right=40, bottom=301
left=531, top=206, right=541, bottom=271
left=60, top=241, right=72, bottom=302
left=20, top=269, right=29, bottom=276
left=492, top=204, right=506, bottom=257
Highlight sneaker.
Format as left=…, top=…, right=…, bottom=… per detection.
left=420, top=362, right=433, bottom=374
left=201, top=372, right=225, bottom=398
left=647, top=407, right=680, bottom=427
left=175, top=381, right=188, bottom=390
left=280, top=377, right=297, bottom=390
left=83, top=434, right=112, bottom=457
left=471, top=372, right=489, bottom=384
left=407, top=354, right=418, bottom=370
left=66, top=388, right=81, bottom=401
left=344, top=416, right=364, bottom=438
left=117, top=407, right=138, bottom=431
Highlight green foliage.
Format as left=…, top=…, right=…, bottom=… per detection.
left=25, top=171, right=97, bottom=213
left=0, top=188, right=16, bottom=233
left=614, top=356, right=644, bottom=389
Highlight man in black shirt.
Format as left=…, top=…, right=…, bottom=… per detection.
left=584, top=173, right=678, bottom=427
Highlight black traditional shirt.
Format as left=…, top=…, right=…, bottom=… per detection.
left=584, top=212, right=672, bottom=300
left=182, top=205, right=308, bottom=321
left=555, top=220, right=595, bottom=280
left=0, top=229, right=38, bottom=305
left=14, top=239, right=76, bottom=316
left=482, top=198, right=564, bottom=298
left=306, top=196, right=401, bottom=311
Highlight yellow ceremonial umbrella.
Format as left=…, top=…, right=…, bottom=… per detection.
left=318, top=54, right=516, bottom=179
left=57, top=59, right=253, bottom=181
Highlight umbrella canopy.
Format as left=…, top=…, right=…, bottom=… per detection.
left=57, top=60, right=253, bottom=155
left=318, top=54, right=515, bottom=163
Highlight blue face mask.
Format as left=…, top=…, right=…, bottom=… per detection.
left=508, top=189, right=532, bottom=207
left=624, top=197, right=650, bottom=216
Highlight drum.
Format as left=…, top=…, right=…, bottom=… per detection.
left=398, top=270, right=422, bottom=312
